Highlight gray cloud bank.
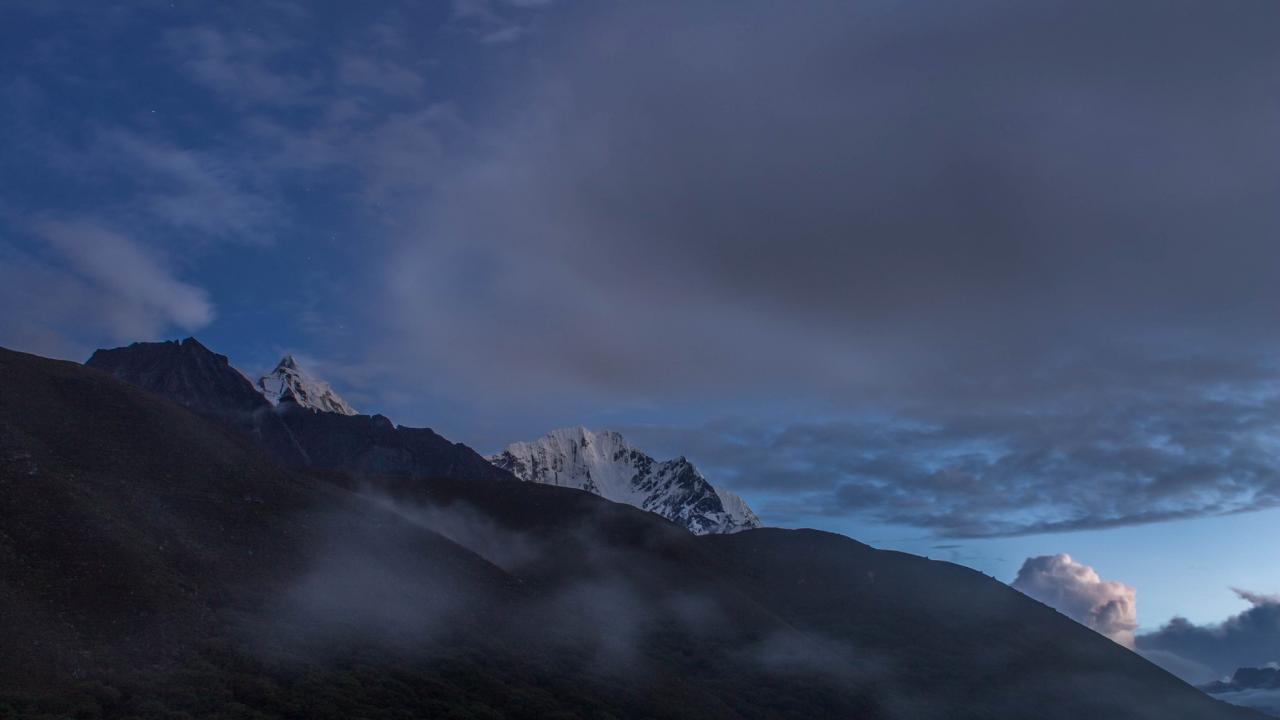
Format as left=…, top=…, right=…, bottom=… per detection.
left=5, top=0, right=1278, bottom=538
left=620, top=392, right=1280, bottom=537
left=379, top=0, right=1280, bottom=536
left=389, top=0, right=1280, bottom=398
left=1137, top=590, right=1280, bottom=685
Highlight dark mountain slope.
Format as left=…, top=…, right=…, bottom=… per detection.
left=0, top=347, right=869, bottom=719
left=274, top=404, right=511, bottom=482
left=1, top=345, right=1260, bottom=719
left=0, top=347, right=512, bottom=691
left=85, top=338, right=268, bottom=418
left=85, top=338, right=309, bottom=466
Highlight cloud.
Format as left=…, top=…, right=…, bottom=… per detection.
left=450, top=0, right=549, bottom=45
left=1232, top=589, right=1280, bottom=607
left=6, top=90, right=284, bottom=246
left=1009, top=568, right=1280, bottom=693
left=96, top=129, right=280, bottom=242
left=1136, top=590, right=1280, bottom=684
left=7, top=0, right=1280, bottom=542
left=33, top=220, right=214, bottom=331
left=480, top=25, right=528, bottom=45
left=614, top=383, right=1280, bottom=537
left=1011, top=554, right=1137, bottom=647
left=361, top=0, right=1280, bottom=535
left=163, top=20, right=464, bottom=209
left=337, top=55, right=425, bottom=97
left=164, top=24, right=321, bottom=107
left=1, top=5, right=452, bottom=361
left=0, top=221, right=213, bottom=358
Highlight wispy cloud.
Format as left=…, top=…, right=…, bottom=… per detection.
left=450, top=0, right=550, bottom=46
left=163, top=25, right=321, bottom=107
left=337, top=55, right=426, bottom=98
left=0, top=220, right=213, bottom=358
left=96, top=129, right=280, bottom=242
left=34, top=219, right=214, bottom=330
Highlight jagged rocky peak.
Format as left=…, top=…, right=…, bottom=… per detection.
left=256, top=354, right=357, bottom=416
left=85, top=337, right=269, bottom=416
left=491, top=426, right=762, bottom=535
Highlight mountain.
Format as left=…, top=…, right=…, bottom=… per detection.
left=269, top=404, right=513, bottom=482
left=0, top=347, right=510, bottom=684
left=491, top=426, right=762, bottom=535
left=85, top=338, right=509, bottom=484
left=88, top=343, right=749, bottom=533
left=3, top=341, right=1261, bottom=718
left=86, top=338, right=310, bottom=466
left=87, top=337, right=273, bottom=418
left=256, top=354, right=358, bottom=415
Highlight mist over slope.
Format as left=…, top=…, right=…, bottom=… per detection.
left=0, top=343, right=1260, bottom=719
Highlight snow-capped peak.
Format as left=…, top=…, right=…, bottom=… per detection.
left=256, top=354, right=358, bottom=416
left=490, top=426, right=762, bottom=535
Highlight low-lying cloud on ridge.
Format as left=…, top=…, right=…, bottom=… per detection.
left=1011, top=554, right=1138, bottom=647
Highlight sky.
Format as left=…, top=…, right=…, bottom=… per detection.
left=1, top=0, right=1278, bottom=667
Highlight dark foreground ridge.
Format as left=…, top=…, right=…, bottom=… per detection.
left=0, top=343, right=1260, bottom=719
left=86, top=338, right=511, bottom=483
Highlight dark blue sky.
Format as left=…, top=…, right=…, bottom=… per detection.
left=2, top=0, right=1279, bottom=643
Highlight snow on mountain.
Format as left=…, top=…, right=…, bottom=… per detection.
left=490, top=426, right=762, bottom=535
left=256, top=355, right=358, bottom=416
left=714, top=486, right=762, bottom=530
